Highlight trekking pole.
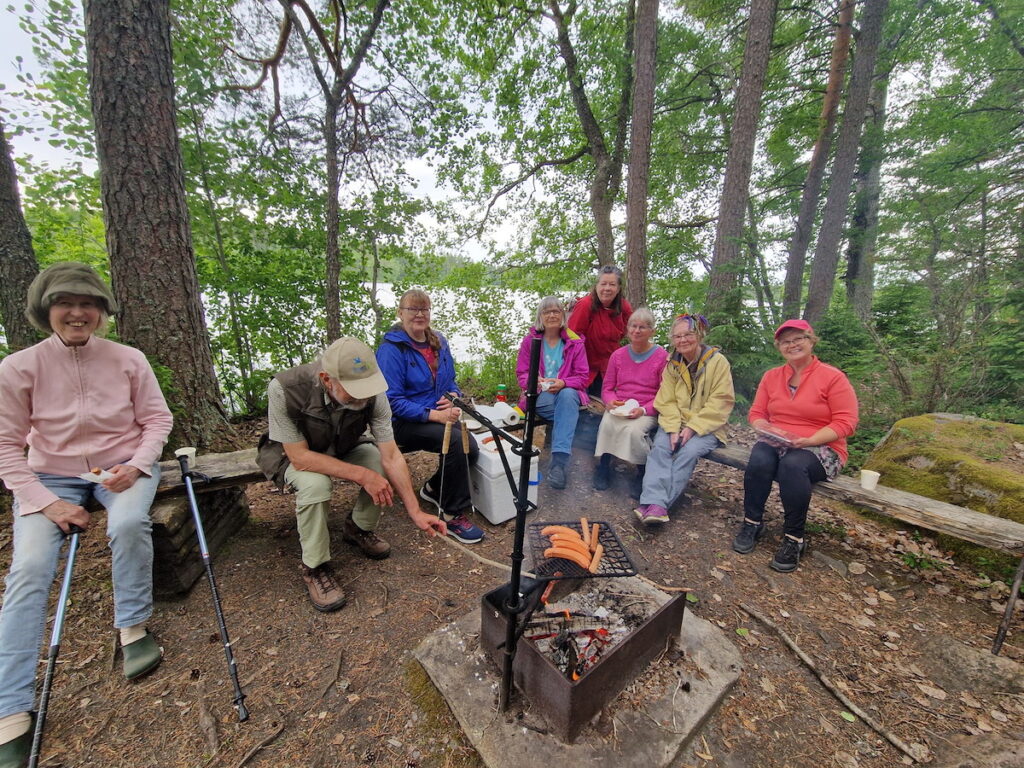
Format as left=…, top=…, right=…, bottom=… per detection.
left=175, top=448, right=249, bottom=721
left=29, top=523, right=84, bottom=768
left=436, top=421, right=453, bottom=518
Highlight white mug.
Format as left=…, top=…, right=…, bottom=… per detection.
left=860, top=469, right=880, bottom=491
left=174, top=446, right=197, bottom=468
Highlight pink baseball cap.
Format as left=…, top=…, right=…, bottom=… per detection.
left=774, top=319, right=813, bottom=340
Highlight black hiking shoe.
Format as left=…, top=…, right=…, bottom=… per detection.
left=592, top=462, right=611, bottom=491
left=732, top=519, right=765, bottom=555
left=770, top=536, right=807, bottom=573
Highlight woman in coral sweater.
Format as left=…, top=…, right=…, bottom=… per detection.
left=732, top=319, right=859, bottom=573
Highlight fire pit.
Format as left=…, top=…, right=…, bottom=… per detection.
left=480, top=578, right=687, bottom=742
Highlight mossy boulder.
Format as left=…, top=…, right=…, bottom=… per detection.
left=866, top=413, right=1024, bottom=526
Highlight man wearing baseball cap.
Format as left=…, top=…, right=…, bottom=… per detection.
left=257, top=337, right=446, bottom=611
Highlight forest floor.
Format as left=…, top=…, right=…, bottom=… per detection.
left=3, top=422, right=1023, bottom=768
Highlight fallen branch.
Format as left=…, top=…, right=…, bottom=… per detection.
left=438, top=534, right=535, bottom=579
left=739, top=602, right=930, bottom=763
left=637, top=574, right=692, bottom=593
left=232, top=721, right=285, bottom=768
left=316, top=648, right=344, bottom=700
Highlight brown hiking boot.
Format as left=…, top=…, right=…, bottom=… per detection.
left=300, top=563, right=347, bottom=612
left=342, top=514, right=392, bottom=560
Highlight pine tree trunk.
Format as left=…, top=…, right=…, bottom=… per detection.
left=803, top=0, right=890, bottom=324
left=844, top=75, right=889, bottom=319
left=0, top=119, right=39, bottom=352
left=324, top=80, right=343, bottom=343
left=624, top=0, right=659, bottom=308
left=84, top=0, right=226, bottom=447
left=780, top=0, right=854, bottom=319
left=705, top=0, right=777, bottom=323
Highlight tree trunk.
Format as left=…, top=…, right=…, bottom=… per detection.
left=324, top=80, right=343, bottom=343
left=803, top=0, right=890, bottom=324
left=84, top=0, right=226, bottom=447
left=705, top=0, right=777, bottom=323
left=549, top=0, right=634, bottom=267
left=745, top=198, right=777, bottom=329
left=781, top=0, right=854, bottom=319
left=844, top=74, right=889, bottom=319
left=624, top=0, right=659, bottom=308
left=0, top=118, right=39, bottom=352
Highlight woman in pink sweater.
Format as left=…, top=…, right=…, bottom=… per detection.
left=0, top=263, right=173, bottom=762
left=592, top=308, right=667, bottom=497
left=732, top=319, right=858, bottom=573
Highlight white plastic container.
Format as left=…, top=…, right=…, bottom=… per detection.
left=470, top=437, right=539, bottom=525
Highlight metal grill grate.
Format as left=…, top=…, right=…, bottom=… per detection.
left=527, top=520, right=637, bottom=580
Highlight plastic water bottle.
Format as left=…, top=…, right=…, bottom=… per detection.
left=495, top=384, right=507, bottom=403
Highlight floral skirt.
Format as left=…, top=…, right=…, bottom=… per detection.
left=755, top=438, right=842, bottom=480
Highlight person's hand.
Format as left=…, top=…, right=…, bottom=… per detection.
left=680, top=427, right=696, bottom=445
left=359, top=470, right=394, bottom=506
left=628, top=407, right=645, bottom=419
left=434, top=396, right=454, bottom=411
left=668, top=431, right=681, bottom=452
left=751, top=418, right=772, bottom=431
left=102, top=464, right=142, bottom=493
left=429, top=407, right=461, bottom=424
left=42, top=499, right=90, bottom=533
left=547, top=378, right=565, bottom=393
left=791, top=436, right=813, bottom=449
left=409, top=508, right=447, bottom=537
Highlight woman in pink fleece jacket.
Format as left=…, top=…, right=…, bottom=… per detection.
left=732, top=319, right=858, bottom=574
left=0, top=263, right=173, bottom=762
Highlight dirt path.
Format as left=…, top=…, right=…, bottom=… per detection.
left=5, top=426, right=1022, bottom=767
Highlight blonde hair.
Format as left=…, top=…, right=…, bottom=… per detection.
left=398, top=288, right=440, bottom=351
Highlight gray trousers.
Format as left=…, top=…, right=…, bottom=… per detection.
left=639, top=428, right=721, bottom=508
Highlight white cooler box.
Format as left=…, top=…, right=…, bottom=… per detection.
left=470, top=437, right=539, bottom=525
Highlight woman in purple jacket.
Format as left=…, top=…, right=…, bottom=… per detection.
left=516, top=297, right=589, bottom=489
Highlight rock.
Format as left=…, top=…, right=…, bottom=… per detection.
left=920, top=635, right=1024, bottom=695
left=929, top=733, right=1024, bottom=768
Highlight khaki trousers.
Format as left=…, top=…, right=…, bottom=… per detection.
left=284, top=442, right=383, bottom=568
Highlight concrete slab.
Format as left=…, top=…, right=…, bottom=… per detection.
left=413, top=577, right=742, bottom=768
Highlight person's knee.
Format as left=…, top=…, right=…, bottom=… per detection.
left=745, top=445, right=777, bottom=479
left=107, top=509, right=152, bottom=542
left=291, top=471, right=333, bottom=505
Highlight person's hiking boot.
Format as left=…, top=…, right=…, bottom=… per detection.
left=633, top=504, right=669, bottom=525
left=770, top=536, right=807, bottom=573
left=419, top=483, right=441, bottom=514
left=123, top=630, right=162, bottom=681
left=732, top=519, right=766, bottom=555
left=548, top=452, right=570, bottom=490
left=0, top=713, right=33, bottom=768
left=342, top=514, right=391, bottom=560
left=629, top=470, right=644, bottom=500
left=445, top=514, right=485, bottom=544
left=301, top=563, right=347, bottom=612
left=592, top=462, right=611, bottom=491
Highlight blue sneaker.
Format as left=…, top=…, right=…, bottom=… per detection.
left=446, top=514, right=484, bottom=544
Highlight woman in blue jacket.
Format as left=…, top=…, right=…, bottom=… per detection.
left=376, top=289, right=483, bottom=544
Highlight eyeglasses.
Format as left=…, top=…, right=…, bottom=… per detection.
left=778, top=335, right=810, bottom=348
left=541, top=309, right=563, bottom=316
left=627, top=323, right=652, bottom=330
left=671, top=332, right=698, bottom=341
left=400, top=306, right=431, bottom=316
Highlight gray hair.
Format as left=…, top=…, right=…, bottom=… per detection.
left=627, top=307, right=656, bottom=330
left=533, top=296, right=567, bottom=331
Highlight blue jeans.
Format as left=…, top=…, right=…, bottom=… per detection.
left=536, top=388, right=580, bottom=455
left=0, top=465, right=160, bottom=718
left=640, top=428, right=721, bottom=508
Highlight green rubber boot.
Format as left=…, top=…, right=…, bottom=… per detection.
left=0, top=714, right=33, bottom=768
left=123, top=630, right=162, bottom=681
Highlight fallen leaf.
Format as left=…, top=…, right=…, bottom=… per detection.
left=960, top=691, right=982, bottom=709
left=695, top=752, right=714, bottom=761
left=878, top=591, right=896, bottom=602
left=848, top=562, right=867, bottom=575
left=840, top=711, right=857, bottom=723
left=736, top=627, right=749, bottom=637
left=834, top=751, right=859, bottom=768
left=759, top=678, right=776, bottom=694
left=686, top=592, right=699, bottom=604
left=779, top=610, right=790, bottom=618
left=976, top=717, right=993, bottom=732
left=916, top=682, right=948, bottom=700
left=990, top=709, right=1008, bottom=723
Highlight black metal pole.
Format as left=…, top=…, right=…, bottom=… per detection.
left=499, top=336, right=541, bottom=710
left=993, top=554, right=1024, bottom=655
left=178, top=454, right=249, bottom=721
left=29, top=524, right=83, bottom=768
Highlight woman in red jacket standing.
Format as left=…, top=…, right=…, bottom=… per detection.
left=732, top=320, right=858, bottom=573
left=568, top=265, right=633, bottom=397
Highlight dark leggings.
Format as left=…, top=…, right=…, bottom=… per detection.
left=393, top=419, right=479, bottom=515
left=743, top=441, right=826, bottom=539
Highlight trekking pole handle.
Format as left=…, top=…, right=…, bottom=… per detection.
left=441, top=421, right=452, bottom=455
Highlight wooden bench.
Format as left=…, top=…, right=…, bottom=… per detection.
left=705, top=444, right=1024, bottom=556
